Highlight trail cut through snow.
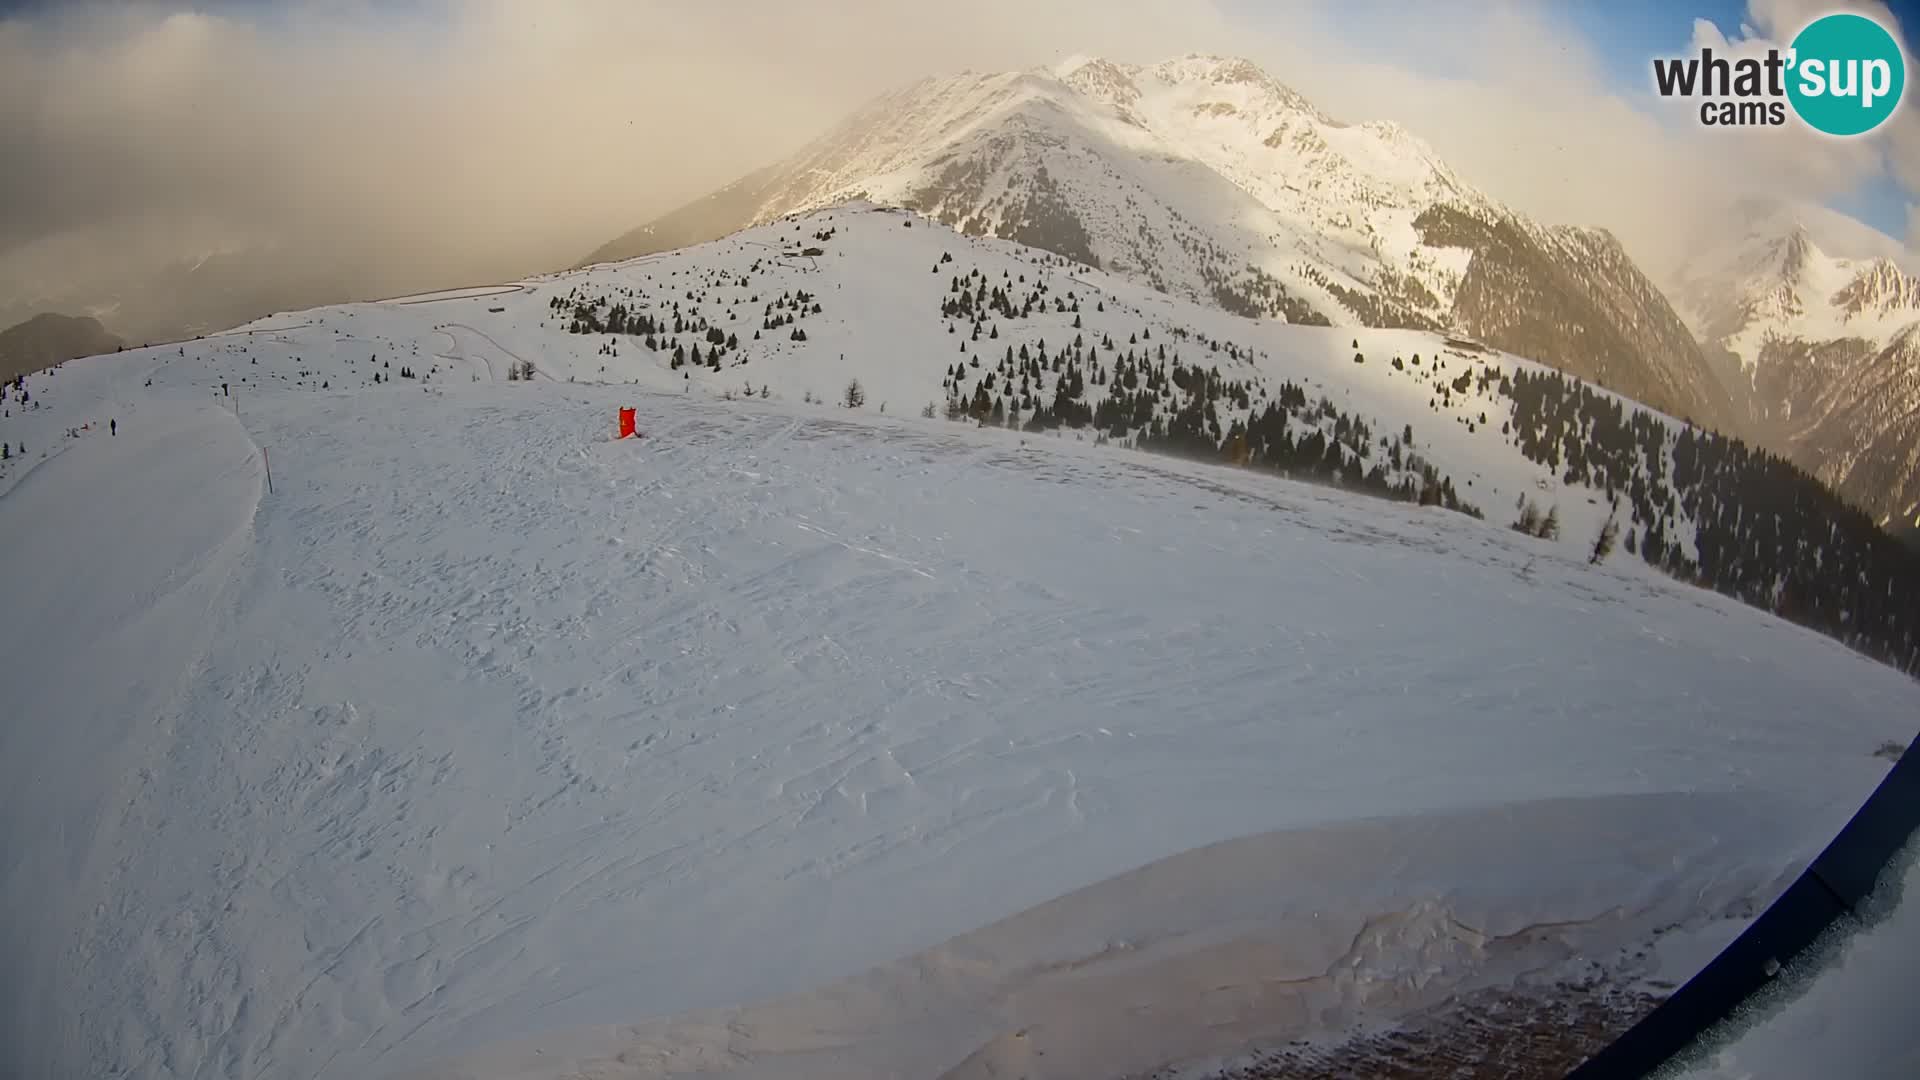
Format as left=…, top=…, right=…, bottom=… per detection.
left=1, top=390, right=265, bottom=1077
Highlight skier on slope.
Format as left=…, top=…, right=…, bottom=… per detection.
left=110, top=419, right=117, bottom=437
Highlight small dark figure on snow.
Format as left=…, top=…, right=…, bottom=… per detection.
left=110, top=419, right=117, bottom=437
left=223, top=382, right=230, bottom=397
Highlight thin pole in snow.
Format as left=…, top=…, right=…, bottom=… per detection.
left=263, top=446, right=274, bottom=494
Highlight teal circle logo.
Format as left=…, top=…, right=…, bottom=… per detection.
left=1787, top=13, right=1905, bottom=136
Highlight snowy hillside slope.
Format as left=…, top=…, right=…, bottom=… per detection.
left=1, top=206, right=1582, bottom=532
left=307, top=207, right=1920, bottom=671
left=4, top=206, right=1918, bottom=1080
left=466, top=204, right=1709, bottom=550
left=586, top=55, right=1732, bottom=431
left=14, top=203, right=1913, bottom=667
left=1672, top=204, right=1920, bottom=530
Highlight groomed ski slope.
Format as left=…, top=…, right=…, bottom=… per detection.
left=2, top=206, right=1916, bottom=1078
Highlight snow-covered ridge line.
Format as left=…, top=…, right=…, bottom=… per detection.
left=15, top=202, right=1918, bottom=677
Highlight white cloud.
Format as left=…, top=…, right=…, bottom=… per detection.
left=0, top=0, right=1909, bottom=316
left=1230, top=3, right=1736, bottom=276
left=1223, top=1, right=1914, bottom=273
left=0, top=0, right=1233, bottom=300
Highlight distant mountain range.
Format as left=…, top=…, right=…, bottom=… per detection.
left=1672, top=199, right=1920, bottom=530
left=0, top=246, right=362, bottom=349
left=587, top=54, right=1738, bottom=436
left=0, top=313, right=123, bottom=383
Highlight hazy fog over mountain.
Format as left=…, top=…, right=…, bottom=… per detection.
left=4, top=0, right=1918, bottom=343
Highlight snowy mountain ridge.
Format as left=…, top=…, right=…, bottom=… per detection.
left=1673, top=205, right=1920, bottom=528
left=15, top=201, right=1912, bottom=675
left=1678, top=222, right=1920, bottom=366
left=586, top=54, right=1733, bottom=433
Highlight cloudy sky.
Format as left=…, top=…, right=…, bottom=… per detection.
left=1, top=0, right=1917, bottom=314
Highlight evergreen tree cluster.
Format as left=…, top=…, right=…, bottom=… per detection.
left=1499, top=366, right=1920, bottom=674
left=1294, top=262, right=1440, bottom=331
left=548, top=275, right=780, bottom=373
left=931, top=267, right=1482, bottom=520
left=1226, top=392, right=1478, bottom=514
left=762, top=289, right=821, bottom=333
left=941, top=265, right=1076, bottom=323
left=1504, top=368, right=1657, bottom=497
left=1201, top=261, right=1329, bottom=326
left=1511, top=495, right=1560, bottom=540
left=551, top=286, right=670, bottom=339
left=941, top=329, right=1161, bottom=433
left=1176, top=227, right=1330, bottom=325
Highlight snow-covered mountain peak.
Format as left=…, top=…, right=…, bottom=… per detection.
left=1146, top=52, right=1264, bottom=83
left=1354, top=118, right=1423, bottom=149
left=586, top=54, right=1732, bottom=434
left=1777, top=223, right=1816, bottom=281
left=1149, top=53, right=1281, bottom=90
left=1138, top=53, right=1328, bottom=121
left=1745, top=232, right=1818, bottom=327
left=1052, top=55, right=1142, bottom=102
left=1705, top=220, right=1819, bottom=296
left=1833, top=256, right=1920, bottom=318
left=1672, top=203, right=1920, bottom=522
left=1676, top=219, right=1834, bottom=344
left=1686, top=218, right=1918, bottom=351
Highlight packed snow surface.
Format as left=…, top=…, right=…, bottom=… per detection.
left=2, top=208, right=1915, bottom=1079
